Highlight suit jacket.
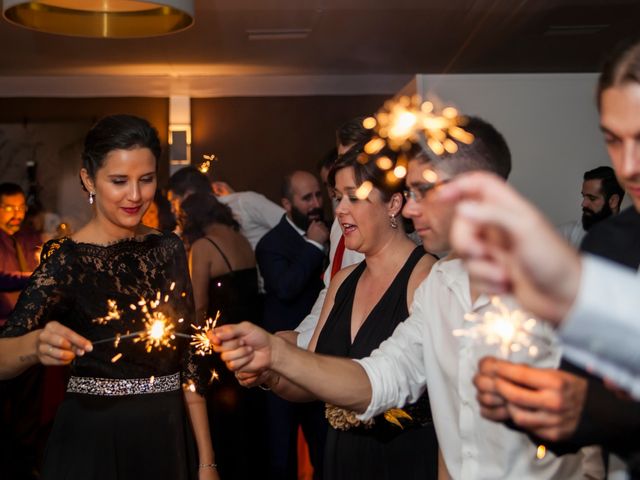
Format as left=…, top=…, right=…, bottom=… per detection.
left=256, top=215, right=326, bottom=333
left=543, top=207, right=640, bottom=476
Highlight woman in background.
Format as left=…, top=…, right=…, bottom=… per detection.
left=180, top=192, right=266, bottom=479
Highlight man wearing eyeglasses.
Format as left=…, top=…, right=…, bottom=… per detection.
left=0, top=182, right=43, bottom=480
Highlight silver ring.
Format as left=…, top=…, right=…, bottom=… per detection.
left=48, top=345, right=54, bottom=354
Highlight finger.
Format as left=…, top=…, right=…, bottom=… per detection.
left=477, top=356, right=501, bottom=376
left=212, top=322, right=256, bottom=342
left=212, top=338, right=246, bottom=353
left=39, top=343, right=75, bottom=364
left=494, top=377, right=562, bottom=412
left=219, top=346, right=254, bottom=363
left=46, top=322, right=93, bottom=352
left=506, top=403, right=562, bottom=430
left=479, top=405, right=510, bottom=422
left=225, top=353, right=256, bottom=372
left=495, top=363, right=561, bottom=391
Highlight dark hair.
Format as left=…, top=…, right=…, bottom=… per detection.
left=336, top=116, right=374, bottom=148
left=0, top=182, right=25, bottom=200
left=281, top=171, right=320, bottom=201
left=179, top=193, right=240, bottom=245
left=317, top=147, right=338, bottom=173
left=408, top=116, right=512, bottom=180
left=168, top=166, right=213, bottom=198
left=328, top=146, right=413, bottom=232
left=153, top=190, right=177, bottom=233
left=584, top=166, right=625, bottom=203
left=81, top=115, right=161, bottom=182
left=597, top=37, right=640, bottom=109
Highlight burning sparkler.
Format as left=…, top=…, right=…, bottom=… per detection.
left=190, top=312, right=220, bottom=356
left=453, top=296, right=549, bottom=359
left=363, top=95, right=474, bottom=156
left=92, top=286, right=218, bottom=357
left=199, top=154, right=217, bottom=174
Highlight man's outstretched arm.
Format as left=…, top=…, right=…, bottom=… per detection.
left=211, top=322, right=372, bottom=412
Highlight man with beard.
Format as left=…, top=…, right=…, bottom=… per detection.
left=558, top=166, right=624, bottom=247
left=0, top=182, right=44, bottom=479
left=256, top=170, right=328, bottom=480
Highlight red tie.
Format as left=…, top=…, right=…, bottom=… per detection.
left=331, top=235, right=346, bottom=279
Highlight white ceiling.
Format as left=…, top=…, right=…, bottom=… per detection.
left=0, top=0, right=638, bottom=96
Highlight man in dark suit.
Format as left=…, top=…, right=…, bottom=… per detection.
left=256, top=170, right=328, bottom=480
left=257, top=170, right=328, bottom=333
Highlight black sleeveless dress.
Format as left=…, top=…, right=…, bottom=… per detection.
left=0, top=233, right=207, bottom=480
left=315, top=246, right=438, bottom=480
left=200, top=237, right=268, bottom=479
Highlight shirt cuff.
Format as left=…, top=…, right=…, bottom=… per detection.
left=353, top=358, right=380, bottom=421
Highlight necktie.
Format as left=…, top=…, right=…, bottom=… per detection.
left=12, top=236, right=29, bottom=272
left=330, top=235, right=346, bottom=279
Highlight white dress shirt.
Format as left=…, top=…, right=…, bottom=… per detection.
left=294, top=218, right=364, bottom=349
left=560, top=254, right=640, bottom=400
left=355, top=257, right=602, bottom=480
left=218, top=191, right=284, bottom=250
left=558, top=219, right=586, bottom=248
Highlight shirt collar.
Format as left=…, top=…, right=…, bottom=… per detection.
left=434, top=257, right=491, bottom=311
left=285, top=215, right=306, bottom=237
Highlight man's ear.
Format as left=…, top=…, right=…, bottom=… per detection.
left=281, top=198, right=292, bottom=213
left=609, top=193, right=621, bottom=213
left=80, top=168, right=95, bottom=194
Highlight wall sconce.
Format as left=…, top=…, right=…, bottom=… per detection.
left=169, top=124, right=191, bottom=165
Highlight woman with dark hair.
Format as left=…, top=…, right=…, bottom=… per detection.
left=0, top=114, right=217, bottom=480
left=142, top=189, right=177, bottom=233
left=231, top=147, right=440, bottom=479
left=179, top=192, right=264, bottom=479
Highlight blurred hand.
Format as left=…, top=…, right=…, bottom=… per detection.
left=439, top=172, right=581, bottom=326
left=36, top=321, right=93, bottom=366
left=475, top=357, right=587, bottom=442
left=212, top=181, right=234, bottom=196
left=307, top=220, right=329, bottom=245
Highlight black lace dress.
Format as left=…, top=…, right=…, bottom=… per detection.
left=315, top=247, right=438, bottom=480
left=0, top=233, right=208, bottom=480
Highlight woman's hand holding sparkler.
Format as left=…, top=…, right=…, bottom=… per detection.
left=210, top=321, right=276, bottom=374
left=36, top=321, right=93, bottom=366
left=474, top=357, right=588, bottom=442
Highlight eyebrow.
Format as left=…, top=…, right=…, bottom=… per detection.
left=107, top=171, right=156, bottom=178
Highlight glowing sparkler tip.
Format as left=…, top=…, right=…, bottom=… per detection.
left=362, top=117, right=377, bottom=129
left=355, top=181, right=373, bottom=200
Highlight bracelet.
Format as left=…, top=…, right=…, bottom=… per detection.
left=258, top=372, right=280, bottom=391
left=199, top=463, right=217, bottom=469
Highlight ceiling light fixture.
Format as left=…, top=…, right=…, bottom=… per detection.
left=2, top=0, right=194, bottom=38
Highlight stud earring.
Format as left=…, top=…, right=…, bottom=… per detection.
left=89, top=192, right=95, bottom=205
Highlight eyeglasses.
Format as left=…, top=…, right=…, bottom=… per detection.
left=0, top=204, right=28, bottom=214
left=403, top=179, right=450, bottom=202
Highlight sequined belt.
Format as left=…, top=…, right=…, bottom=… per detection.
left=66, top=372, right=181, bottom=396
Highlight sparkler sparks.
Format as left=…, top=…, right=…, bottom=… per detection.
left=199, top=154, right=217, bottom=173
left=453, top=296, right=545, bottom=359
left=367, top=95, right=474, bottom=156
left=94, top=299, right=122, bottom=325
left=190, top=312, right=220, bottom=356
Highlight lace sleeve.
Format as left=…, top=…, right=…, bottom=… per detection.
left=0, top=238, right=73, bottom=338
left=166, top=236, right=210, bottom=395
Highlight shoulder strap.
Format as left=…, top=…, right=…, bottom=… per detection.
left=204, top=237, right=233, bottom=273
